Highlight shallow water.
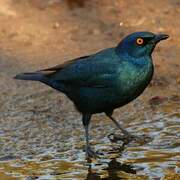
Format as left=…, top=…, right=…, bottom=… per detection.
left=0, top=90, right=179, bottom=179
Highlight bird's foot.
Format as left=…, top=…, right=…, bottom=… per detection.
left=108, top=132, right=135, bottom=144
left=108, top=133, right=152, bottom=145
left=85, top=146, right=99, bottom=159
left=132, top=134, right=152, bottom=144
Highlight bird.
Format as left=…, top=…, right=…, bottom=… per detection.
left=14, top=31, right=169, bottom=158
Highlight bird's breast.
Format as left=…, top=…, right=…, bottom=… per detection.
left=116, top=62, right=154, bottom=102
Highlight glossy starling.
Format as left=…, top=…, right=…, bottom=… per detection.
left=14, top=32, right=169, bottom=158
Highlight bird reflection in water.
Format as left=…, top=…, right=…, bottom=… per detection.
left=86, top=158, right=136, bottom=180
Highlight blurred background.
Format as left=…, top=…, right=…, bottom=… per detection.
left=0, top=0, right=179, bottom=179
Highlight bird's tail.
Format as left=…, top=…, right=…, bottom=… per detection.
left=14, top=71, right=66, bottom=92
left=14, top=72, right=44, bottom=81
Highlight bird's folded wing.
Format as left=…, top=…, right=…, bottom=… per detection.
left=40, top=56, right=118, bottom=88
left=41, top=55, right=90, bottom=72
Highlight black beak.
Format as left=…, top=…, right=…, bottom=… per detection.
left=154, top=34, right=169, bottom=43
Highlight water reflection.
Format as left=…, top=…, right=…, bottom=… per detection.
left=86, top=159, right=136, bottom=180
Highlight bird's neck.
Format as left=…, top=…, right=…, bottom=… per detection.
left=129, top=54, right=152, bottom=67
left=118, top=52, right=154, bottom=86
left=115, top=43, right=153, bottom=67
left=118, top=50, right=153, bottom=67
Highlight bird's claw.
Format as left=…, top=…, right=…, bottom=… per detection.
left=108, top=132, right=152, bottom=145
left=125, top=133, right=135, bottom=140
left=132, top=134, right=152, bottom=144
left=108, top=132, right=135, bottom=144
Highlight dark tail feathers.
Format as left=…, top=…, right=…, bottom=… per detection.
left=14, top=72, right=44, bottom=81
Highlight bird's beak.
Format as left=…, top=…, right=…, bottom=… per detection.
left=154, top=34, right=169, bottom=43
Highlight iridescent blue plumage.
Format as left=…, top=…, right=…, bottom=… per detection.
left=14, top=32, right=169, bottom=158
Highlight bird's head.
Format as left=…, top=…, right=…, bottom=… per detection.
left=116, top=32, right=169, bottom=58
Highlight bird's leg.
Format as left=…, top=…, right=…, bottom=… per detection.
left=109, top=115, right=130, bottom=136
left=106, top=113, right=133, bottom=142
left=107, top=114, right=151, bottom=144
left=82, top=114, right=97, bottom=159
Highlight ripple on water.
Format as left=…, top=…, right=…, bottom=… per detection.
left=0, top=96, right=179, bottom=179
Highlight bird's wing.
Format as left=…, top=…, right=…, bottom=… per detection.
left=40, top=48, right=119, bottom=88
left=41, top=55, right=90, bottom=72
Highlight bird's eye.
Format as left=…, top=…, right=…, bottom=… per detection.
left=136, top=38, right=144, bottom=45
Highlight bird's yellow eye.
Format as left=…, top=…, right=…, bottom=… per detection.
left=136, top=38, right=144, bottom=45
